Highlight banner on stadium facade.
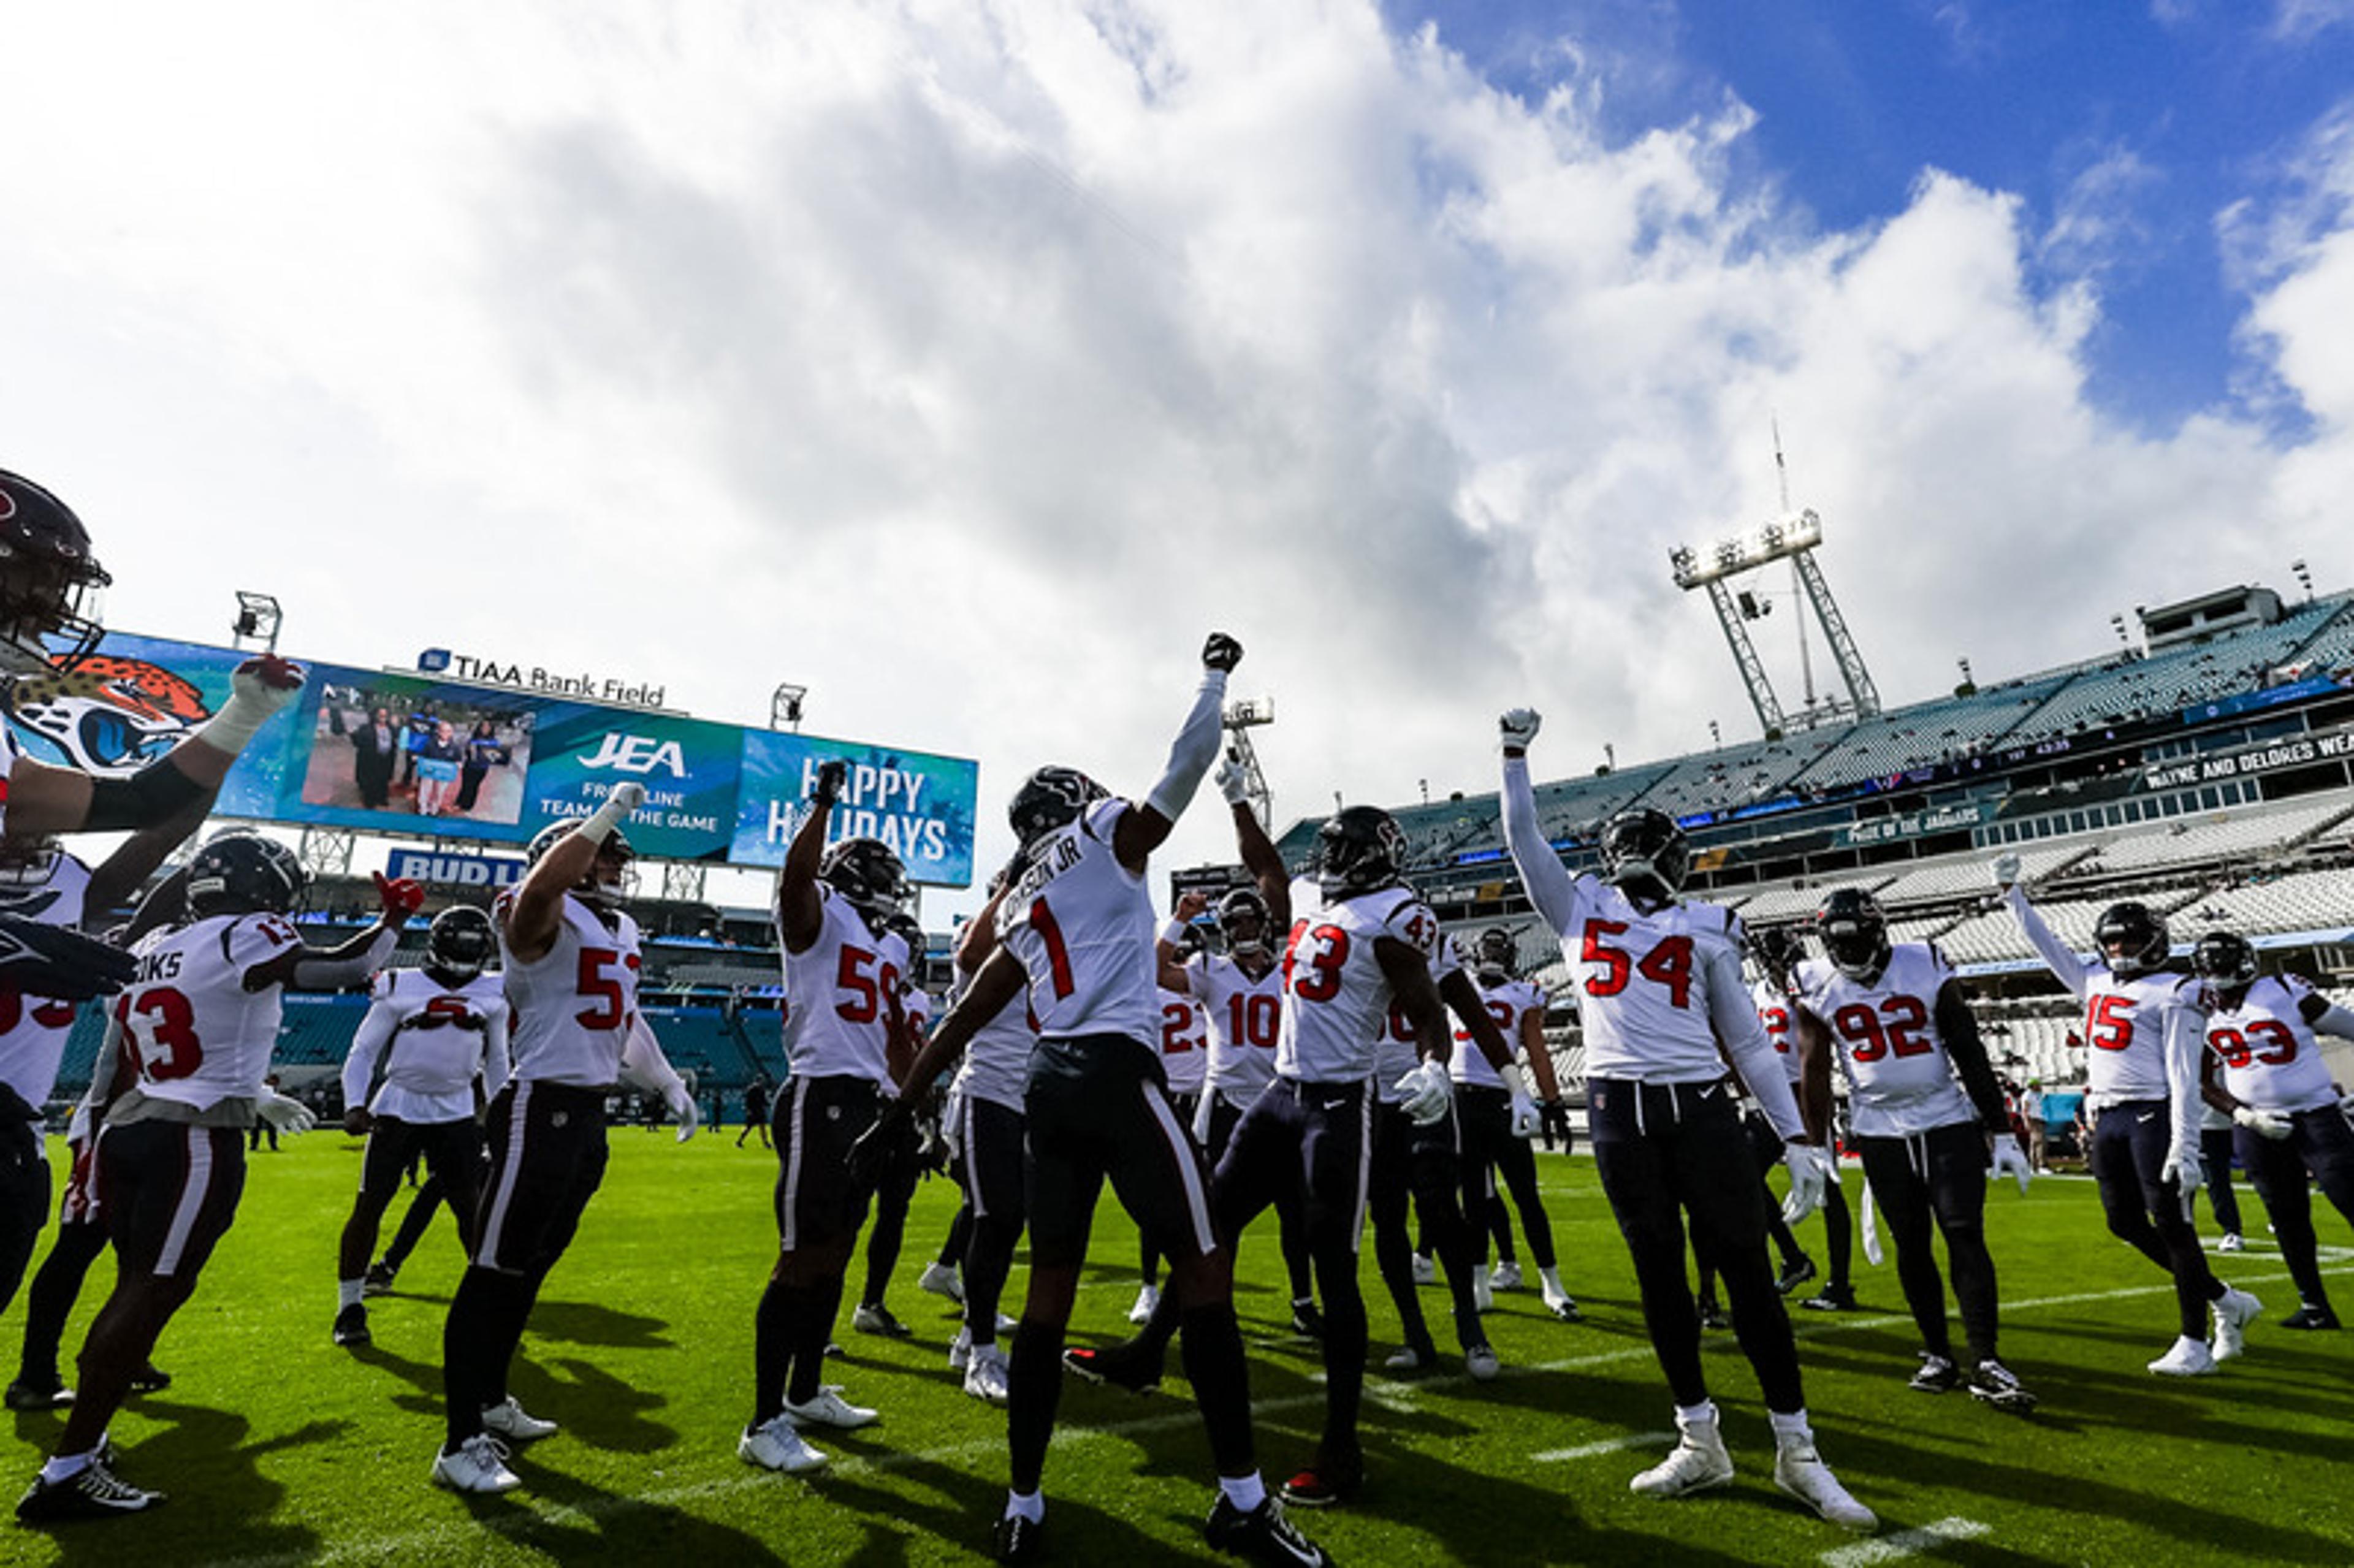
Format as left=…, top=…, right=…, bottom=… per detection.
left=12, top=630, right=980, bottom=886
left=1832, top=801, right=1989, bottom=849
left=385, top=848, right=528, bottom=890
left=729, top=731, right=980, bottom=887
left=2141, top=728, right=2354, bottom=792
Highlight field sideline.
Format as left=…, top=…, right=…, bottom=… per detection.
left=2, top=1130, right=2348, bottom=1567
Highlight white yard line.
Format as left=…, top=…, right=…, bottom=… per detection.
left=1533, top=1431, right=1674, bottom=1463
left=1819, top=1516, right=1992, bottom=1566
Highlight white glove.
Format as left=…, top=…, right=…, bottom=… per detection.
left=65, top=1101, right=93, bottom=1146
left=665, top=1081, right=699, bottom=1143
left=257, top=1089, right=318, bottom=1135
left=2233, top=1106, right=2293, bottom=1141
left=1781, top=1142, right=1832, bottom=1224
left=2160, top=1141, right=2205, bottom=1199
left=583, top=781, right=649, bottom=842
left=1190, top=1086, right=1217, bottom=1144
left=1990, top=1137, right=2033, bottom=1194
left=1859, top=1179, right=1884, bottom=1266
left=1989, top=852, right=2021, bottom=889
left=196, top=655, right=306, bottom=753
left=1393, top=1059, right=1452, bottom=1125
left=1499, top=709, right=1542, bottom=751
left=1509, top=1087, right=1541, bottom=1140
left=1213, top=755, right=1252, bottom=807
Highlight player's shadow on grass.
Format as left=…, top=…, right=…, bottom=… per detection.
left=461, top=1461, right=788, bottom=1566
left=824, top=1458, right=1186, bottom=1567
left=510, top=1356, right=678, bottom=1456
left=37, top=1401, right=338, bottom=1568
left=527, top=1299, right=672, bottom=1350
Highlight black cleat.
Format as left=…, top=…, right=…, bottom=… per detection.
left=1800, top=1282, right=1859, bottom=1313
left=3, top=1377, right=71, bottom=1413
left=1696, top=1300, right=1729, bottom=1331
left=851, top=1303, right=913, bottom=1339
left=1205, top=1493, right=1333, bottom=1566
left=2280, top=1304, right=2342, bottom=1331
left=333, top=1303, right=372, bottom=1349
left=992, top=1511, right=1046, bottom=1564
left=1289, top=1301, right=1326, bottom=1339
left=126, top=1365, right=171, bottom=1395
left=1775, top=1255, right=1818, bottom=1295
left=1062, top=1340, right=1164, bottom=1396
left=1908, top=1352, right=1962, bottom=1393
left=1967, top=1358, right=2038, bottom=1414
left=362, top=1262, right=398, bottom=1298
left=1278, top=1452, right=1362, bottom=1509
left=15, top=1458, right=162, bottom=1524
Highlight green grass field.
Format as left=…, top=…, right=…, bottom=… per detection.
left=2, top=1130, right=2349, bottom=1567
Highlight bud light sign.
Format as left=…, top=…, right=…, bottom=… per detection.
left=386, top=850, right=527, bottom=890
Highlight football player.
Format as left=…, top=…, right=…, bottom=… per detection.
left=851, top=908, right=931, bottom=1342
left=2192, top=931, right=2354, bottom=1331
left=332, top=904, right=511, bottom=1348
left=741, top=777, right=913, bottom=1477
left=1453, top=926, right=1581, bottom=1322
left=433, top=783, right=698, bottom=1494
left=0, top=473, right=307, bottom=1005
left=853, top=634, right=1331, bottom=1567
left=1994, top=859, right=2261, bottom=1374
left=16, top=834, right=419, bottom=1523
left=1746, top=927, right=1845, bottom=1308
left=1499, top=710, right=1872, bottom=1532
left=1794, top=891, right=2036, bottom=1410
left=1133, top=907, right=1211, bottom=1326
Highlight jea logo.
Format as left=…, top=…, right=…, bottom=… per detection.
left=581, top=733, right=688, bottom=777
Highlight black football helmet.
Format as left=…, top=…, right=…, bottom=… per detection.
left=883, top=908, right=925, bottom=953
left=1749, top=923, right=1808, bottom=983
left=1813, top=890, right=1889, bottom=983
left=0, top=835, right=64, bottom=894
left=425, top=905, right=497, bottom=981
left=1009, top=766, right=1108, bottom=850
left=1216, top=888, right=1273, bottom=959
left=1317, top=806, right=1407, bottom=900
left=1474, top=927, right=1517, bottom=983
left=526, top=819, right=637, bottom=911
left=2191, top=929, right=2258, bottom=989
left=1599, top=809, right=1689, bottom=901
left=186, top=832, right=307, bottom=918
left=820, top=836, right=907, bottom=921
left=0, top=470, right=110, bottom=673
left=2093, top=901, right=2169, bottom=980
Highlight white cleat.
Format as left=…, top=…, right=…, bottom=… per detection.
left=1410, top=1254, right=1436, bottom=1286
left=996, top=1312, right=1019, bottom=1334
left=2217, top=1231, right=2244, bottom=1254
left=739, top=1415, right=828, bottom=1474
left=1629, top=1419, right=1734, bottom=1498
left=1489, top=1260, right=1524, bottom=1292
left=1773, top=1441, right=1876, bottom=1533
left=918, top=1262, right=966, bottom=1304
left=1463, top=1344, right=1501, bottom=1382
left=948, top=1327, right=973, bottom=1372
left=1128, top=1284, right=1161, bottom=1326
left=2211, top=1287, right=2261, bottom=1361
left=1471, top=1266, right=1495, bottom=1314
left=783, top=1386, right=878, bottom=1430
left=2149, top=1335, right=2217, bottom=1376
left=479, top=1396, right=558, bottom=1443
left=962, top=1345, right=1011, bottom=1406
left=431, top=1434, right=521, bottom=1493
left=1542, top=1285, right=1582, bottom=1323
left=1383, top=1345, right=1433, bottom=1373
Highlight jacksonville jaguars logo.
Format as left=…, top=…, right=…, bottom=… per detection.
left=1, top=656, right=213, bottom=777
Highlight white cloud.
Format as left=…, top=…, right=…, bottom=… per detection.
left=0, top=1, right=2348, bottom=916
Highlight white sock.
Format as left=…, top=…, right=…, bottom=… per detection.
left=1219, top=1471, right=1267, bottom=1512
left=1005, top=1489, right=1045, bottom=1524
left=1674, top=1400, right=1718, bottom=1434
left=1769, top=1409, right=1813, bottom=1447
left=1540, top=1266, right=1566, bottom=1294
left=339, top=1279, right=365, bottom=1311
left=38, top=1451, right=94, bottom=1485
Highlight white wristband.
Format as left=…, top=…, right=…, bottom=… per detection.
left=1160, top=916, right=1190, bottom=946
left=196, top=689, right=275, bottom=754
left=581, top=793, right=636, bottom=846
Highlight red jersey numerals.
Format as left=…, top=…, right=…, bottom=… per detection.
left=2208, top=1019, right=2298, bottom=1070
left=1830, top=995, right=1933, bottom=1062
left=574, top=947, right=642, bottom=1030
left=254, top=916, right=300, bottom=946
left=0, top=990, right=79, bottom=1034
left=1225, top=991, right=1280, bottom=1049
left=834, top=945, right=902, bottom=1025
left=1455, top=999, right=1515, bottom=1045
left=1580, top=920, right=1694, bottom=1009
left=2085, top=993, right=2136, bottom=1052
left=1160, top=1001, right=1202, bottom=1055
left=1284, top=922, right=1351, bottom=1003
left=1759, top=1005, right=1792, bottom=1052
left=1029, top=897, right=1076, bottom=1000
left=115, top=986, right=204, bottom=1081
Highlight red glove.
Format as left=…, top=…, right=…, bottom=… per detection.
left=373, top=872, right=426, bottom=921
left=234, top=653, right=305, bottom=691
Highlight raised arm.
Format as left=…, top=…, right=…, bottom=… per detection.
left=1113, top=633, right=1241, bottom=872
left=1216, top=756, right=1291, bottom=928
left=1992, top=864, right=2091, bottom=1000
left=777, top=763, right=845, bottom=954
left=509, top=783, right=644, bottom=962
left=1497, top=711, right=1580, bottom=937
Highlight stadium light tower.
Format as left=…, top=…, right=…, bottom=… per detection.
left=1669, top=508, right=1880, bottom=737
left=231, top=591, right=282, bottom=653
left=1222, top=695, right=1275, bottom=827
left=770, top=682, right=807, bottom=732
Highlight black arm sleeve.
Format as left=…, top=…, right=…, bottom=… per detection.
left=1935, top=982, right=2009, bottom=1131
left=83, top=756, right=209, bottom=832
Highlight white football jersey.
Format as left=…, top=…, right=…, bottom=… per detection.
left=995, top=798, right=1158, bottom=1044
left=0, top=851, right=91, bottom=1113
left=343, top=969, right=512, bottom=1124
left=2002, top=886, right=2203, bottom=1108
left=779, top=888, right=907, bottom=1089
left=950, top=977, right=1035, bottom=1114
left=1157, top=984, right=1206, bottom=1094
left=1374, top=938, right=1464, bottom=1103
left=1453, top=976, right=1544, bottom=1090
left=500, top=893, right=644, bottom=1088
left=1794, top=946, right=1976, bottom=1138
left=112, top=912, right=302, bottom=1113
left=1550, top=878, right=1759, bottom=1083
left=2207, top=975, right=2341, bottom=1114
left=1184, top=953, right=1284, bottom=1105
left=1278, top=883, right=1441, bottom=1084
left=1752, top=978, right=1802, bottom=1086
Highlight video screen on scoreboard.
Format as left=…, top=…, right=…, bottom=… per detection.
left=301, top=677, right=537, bottom=826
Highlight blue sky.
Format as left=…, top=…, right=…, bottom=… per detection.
left=1393, top=0, right=2354, bottom=436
